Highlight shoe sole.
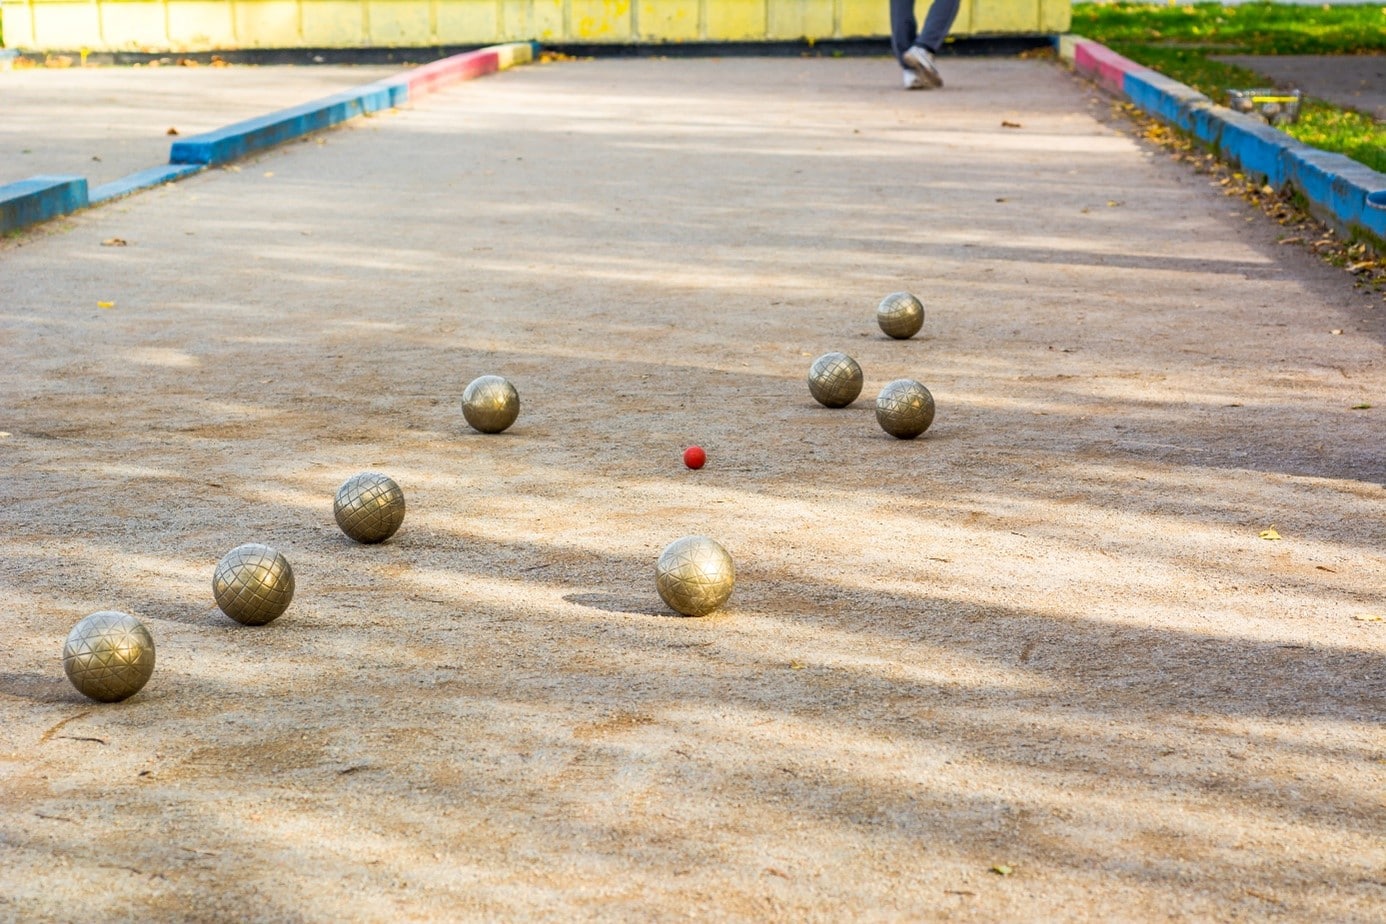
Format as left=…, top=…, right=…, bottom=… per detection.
left=905, top=52, right=943, bottom=90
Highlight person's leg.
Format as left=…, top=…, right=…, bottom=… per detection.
left=898, top=0, right=947, bottom=89
left=889, top=0, right=919, bottom=65
left=918, top=0, right=961, bottom=53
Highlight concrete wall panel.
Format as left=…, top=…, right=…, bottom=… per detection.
left=1, top=0, right=1070, bottom=51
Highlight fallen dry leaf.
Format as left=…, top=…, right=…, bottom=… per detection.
left=100, top=237, right=127, bottom=247
left=1350, top=403, right=1372, bottom=410
left=1001, top=120, right=1021, bottom=129
left=789, top=661, right=806, bottom=670
left=1353, top=614, right=1382, bottom=622
left=990, top=864, right=1013, bottom=876
left=1258, top=527, right=1282, bottom=541
left=96, top=301, right=115, bottom=309
left=166, top=127, right=179, bottom=135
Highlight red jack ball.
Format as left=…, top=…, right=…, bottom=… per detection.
left=683, top=446, right=706, bottom=470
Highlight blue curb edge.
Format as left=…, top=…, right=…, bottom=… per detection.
left=0, top=41, right=541, bottom=235
left=0, top=175, right=89, bottom=235
left=1061, top=35, right=1386, bottom=247
left=169, top=85, right=402, bottom=167
left=90, top=164, right=207, bottom=204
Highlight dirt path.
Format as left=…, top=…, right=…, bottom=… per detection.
left=1, top=56, right=1382, bottom=922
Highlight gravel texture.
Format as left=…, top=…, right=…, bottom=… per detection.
left=0, top=56, right=1383, bottom=922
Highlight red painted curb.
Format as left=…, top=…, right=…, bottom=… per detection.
left=407, top=49, right=502, bottom=99
left=1071, top=38, right=1153, bottom=96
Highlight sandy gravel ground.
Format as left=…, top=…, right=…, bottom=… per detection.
left=0, top=57, right=1383, bottom=922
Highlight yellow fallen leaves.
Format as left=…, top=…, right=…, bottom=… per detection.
left=1258, top=527, right=1282, bottom=541
left=1354, top=614, right=1383, bottom=623
left=96, top=300, right=115, bottom=309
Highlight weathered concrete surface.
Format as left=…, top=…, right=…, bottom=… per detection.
left=0, top=57, right=1382, bottom=922
left=0, top=65, right=400, bottom=187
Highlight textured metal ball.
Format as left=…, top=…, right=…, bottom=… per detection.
left=807, top=351, right=864, bottom=408
left=62, top=611, right=155, bottom=703
left=875, top=379, right=936, bottom=439
left=213, top=543, right=295, bottom=626
left=334, top=471, right=406, bottom=544
left=655, top=536, right=735, bottom=617
left=462, top=375, right=520, bottom=434
left=876, top=292, right=925, bottom=339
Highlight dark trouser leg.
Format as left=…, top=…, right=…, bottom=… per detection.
left=890, top=0, right=918, bottom=65
left=919, top=0, right=962, bottom=54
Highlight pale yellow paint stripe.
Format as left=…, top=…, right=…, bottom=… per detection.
left=0, top=0, right=1070, bottom=52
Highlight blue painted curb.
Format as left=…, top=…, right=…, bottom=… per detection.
left=91, top=164, right=206, bottom=204
left=4, top=43, right=537, bottom=235
left=1130, top=72, right=1386, bottom=245
left=1063, top=36, right=1386, bottom=247
left=170, top=84, right=400, bottom=166
left=0, top=175, right=89, bottom=234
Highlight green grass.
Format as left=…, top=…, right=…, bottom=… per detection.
left=1072, top=2, right=1386, bottom=54
left=1072, top=2, right=1386, bottom=172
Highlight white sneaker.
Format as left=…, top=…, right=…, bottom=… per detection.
left=902, top=45, right=943, bottom=90
left=902, top=68, right=924, bottom=90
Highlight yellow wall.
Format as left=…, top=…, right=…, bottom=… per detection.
left=2, top=0, right=1070, bottom=52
